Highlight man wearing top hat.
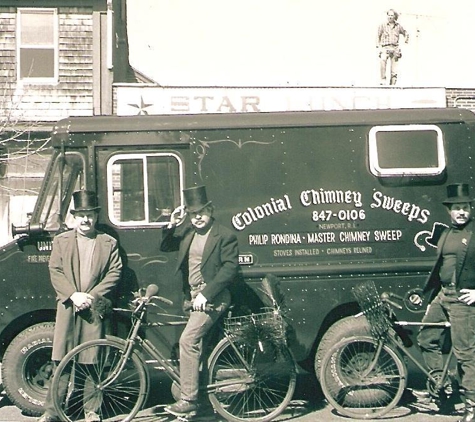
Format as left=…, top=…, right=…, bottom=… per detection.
left=39, top=190, right=122, bottom=422
left=415, top=183, right=475, bottom=421
left=160, top=185, right=239, bottom=418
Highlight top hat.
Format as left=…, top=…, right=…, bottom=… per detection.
left=183, top=185, right=212, bottom=213
left=442, top=183, right=474, bottom=205
left=70, top=190, right=101, bottom=214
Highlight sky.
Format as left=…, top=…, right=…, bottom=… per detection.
left=126, top=0, right=475, bottom=88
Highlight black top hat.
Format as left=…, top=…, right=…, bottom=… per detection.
left=442, top=183, right=474, bottom=205
left=70, top=190, right=101, bottom=214
left=183, top=185, right=212, bottom=213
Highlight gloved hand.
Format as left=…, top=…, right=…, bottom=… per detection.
left=192, top=293, right=208, bottom=312
left=70, top=292, right=94, bottom=311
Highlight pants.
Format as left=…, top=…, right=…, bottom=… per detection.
left=179, top=289, right=230, bottom=401
left=380, top=47, right=400, bottom=85
left=43, top=361, right=101, bottom=417
left=418, top=287, right=475, bottom=393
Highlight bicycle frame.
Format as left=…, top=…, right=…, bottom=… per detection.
left=368, top=317, right=455, bottom=394
left=51, top=282, right=297, bottom=422
left=100, top=302, right=257, bottom=395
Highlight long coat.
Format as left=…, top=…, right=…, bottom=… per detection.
left=423, top=220, right=475, bottom=299
left=49, top=229, right=122, bottom=361
left=160, top=220, right=239, bottom=304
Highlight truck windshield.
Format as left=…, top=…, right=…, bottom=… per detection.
left=38, top=152, right=85, bottom=231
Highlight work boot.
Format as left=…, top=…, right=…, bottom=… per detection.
left=85, top=410, right=102, bottom=422
left=165, top=399, right=198, bottom=418
left=459, top=393, right=475, bottom=422
left=411, top=389, right=431, bottom=403
left=459, top=405, right=475, bottom=422
left=38, top=414, right=61, bottom=422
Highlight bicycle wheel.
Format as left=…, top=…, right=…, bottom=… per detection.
left=320, top=335, right=406, bottom=419
left=51, top=337, right=149, bottom=422
left=207, top=337, right=296, bottom=422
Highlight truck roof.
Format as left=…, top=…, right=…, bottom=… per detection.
left=51, top=108, right=475, bottom=140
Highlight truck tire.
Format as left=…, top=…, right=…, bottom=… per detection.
left=2, top=322, right=54, bottom=416
left=315, top=315, right=370, bottom=381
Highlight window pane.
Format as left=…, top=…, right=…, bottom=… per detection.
left=147, top=156, right=181, bottom=222
left=369, top=125, right=445, bottom=177
left=119, top=160, right=146, bottom=221
left=109, top=154, right=182, bottom=225
left=21, top=10, right=54, bottom=44
left=20, top=49, right=54, bottom=78
left=376, top=131, right=439, bottom=169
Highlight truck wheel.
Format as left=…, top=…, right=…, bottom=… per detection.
left=2, top=322, right=54, bottom=416
left=315, top=315, right=370, bottom=381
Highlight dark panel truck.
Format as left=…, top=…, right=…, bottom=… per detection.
left=1, top=107, right=474, bottom=415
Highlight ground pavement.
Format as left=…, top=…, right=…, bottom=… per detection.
left=0, top=386, right=465, bottom=422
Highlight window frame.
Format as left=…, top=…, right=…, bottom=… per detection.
left=38, top=151, right=86, bottom=230
left=17, top=7, right=59, bottom=84
left=368, top=124, right=446, bottom=177
left=106, top=152, right=185, bottom=227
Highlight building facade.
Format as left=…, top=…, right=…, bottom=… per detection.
left=0, top=0, right=135, bottom=244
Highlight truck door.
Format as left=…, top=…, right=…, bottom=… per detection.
left=95, top=150, right=186, bottom=342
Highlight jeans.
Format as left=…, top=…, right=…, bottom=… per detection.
left=179, top=289, right=230, bottom=401
left=418, top=287, right=475, bottom=393
left=380, top=47, right=400, bottom=84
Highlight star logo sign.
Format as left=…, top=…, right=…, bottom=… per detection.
left=128, top=96, right=153, bottom=115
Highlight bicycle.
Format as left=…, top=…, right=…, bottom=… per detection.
left=319, top=280, right=456, bottom=419
left=51, top=279, right=296, bottom=422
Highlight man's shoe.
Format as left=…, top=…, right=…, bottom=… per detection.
left=85, top=410, right=102, bottom=422
left=38, top=414, right=61, bottom=422
left=412, top=389, right=431, bottom=403
left=165, top=399, right=198, bottom=417
left=458, top=406, right=475, bottom=422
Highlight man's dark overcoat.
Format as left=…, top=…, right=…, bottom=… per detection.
left=49, top=229, right=122, bottom=361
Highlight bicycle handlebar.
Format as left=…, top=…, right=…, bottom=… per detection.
left=131, top=284, right=174, bottom=309
left=145, top=284, right=159, bottom=297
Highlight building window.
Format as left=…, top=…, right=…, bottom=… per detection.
left=17, top=8, right=58, bottom=83
left=368, top=125, right=446, bottom=177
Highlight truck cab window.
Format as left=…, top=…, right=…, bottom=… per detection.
left=107, top=153, right=183, bottom=226
left=39, top=152, right=85, bottom=231
left=369, top=125, right=445, bottom=177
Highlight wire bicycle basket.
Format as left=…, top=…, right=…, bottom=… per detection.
left=224, top=308, right=286, bottom=348
left=352, top=280, right=392, bottom=340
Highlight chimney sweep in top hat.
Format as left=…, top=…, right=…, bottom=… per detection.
left=160, top=185, right=240, bottom=418
left=415, top=183, right=475, bottom=420
left=39, top=190, right=122, bottom=422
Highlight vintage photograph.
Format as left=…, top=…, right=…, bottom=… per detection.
left=0, top=1, right=475, bottom=421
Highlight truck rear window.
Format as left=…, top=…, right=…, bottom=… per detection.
left=368, top=125, right=445, bottom=177
left=107, top=153, right=183, bottom=226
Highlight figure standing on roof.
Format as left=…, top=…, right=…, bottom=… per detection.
left=377, top=8, right=409, bottom=85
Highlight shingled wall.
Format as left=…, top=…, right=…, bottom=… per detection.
left=0, top=6, right=94, bottom=123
